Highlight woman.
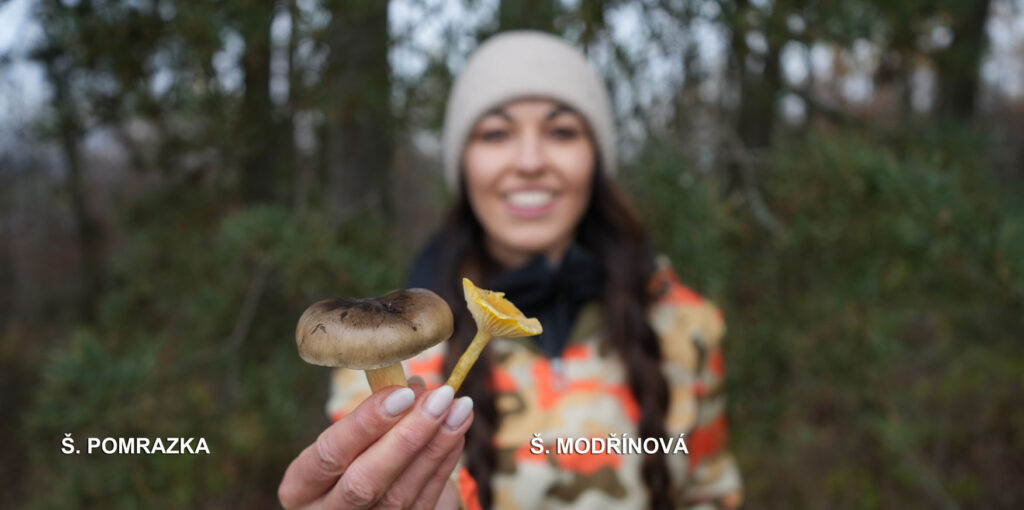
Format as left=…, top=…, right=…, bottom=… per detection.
left=279, top=31, right=742, bottom=509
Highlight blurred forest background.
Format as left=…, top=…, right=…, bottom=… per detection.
left=1, top=0, right=1023, bottom=508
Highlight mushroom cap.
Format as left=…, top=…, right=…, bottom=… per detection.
left=462, top=278, right=543, bottom=338
left=295, top=288, right=454, bottom=369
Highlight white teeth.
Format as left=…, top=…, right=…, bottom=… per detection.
left=506, top=190, right=554, bottom=208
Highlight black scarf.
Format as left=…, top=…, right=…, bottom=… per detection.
left=407, top=235, right=605, bottom=358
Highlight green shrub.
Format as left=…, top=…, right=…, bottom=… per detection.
left=628, top=125, right=1024, bottom=508
left=25, top=184, right=403, bottom=508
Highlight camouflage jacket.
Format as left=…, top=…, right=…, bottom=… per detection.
left=327, top=258, right=743, bottom=509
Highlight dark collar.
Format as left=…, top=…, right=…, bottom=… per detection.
left=407, top=235, right=605, bottom=358
left=484, top=244, right=605, bottom=357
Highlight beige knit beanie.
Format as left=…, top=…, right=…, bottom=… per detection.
left=442, top=30, right=617, bottom=191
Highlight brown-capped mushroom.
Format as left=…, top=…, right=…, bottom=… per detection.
left=295, top=288, right=454, bottom=391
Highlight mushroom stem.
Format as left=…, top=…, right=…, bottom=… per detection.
left=445, top=330, right=492, bottom=392
left=365, top=363, right=409, bottom=392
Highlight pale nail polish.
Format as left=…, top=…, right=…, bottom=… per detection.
left=424, top=385, right=455, bottom=418
left=382, top=387, right=416, bottom=416
left=444, top=397, right=474, bottom=429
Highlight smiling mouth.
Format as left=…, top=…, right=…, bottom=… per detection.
left=505, top=190, right=555, bottom=209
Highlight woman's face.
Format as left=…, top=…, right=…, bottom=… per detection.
left=462, top=99, right=596, bottom=268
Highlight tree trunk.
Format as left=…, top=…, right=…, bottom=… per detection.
left=498, top=0, right=558, bottom=32
left=732, top=0, right=781, bottom=152
left=287, top=0, right=308, bottom=213
left=239, top=2, right=278, bottom=203
left=322, top=0, right=393, bottom=219
left=737, top=42, right=780, bottom=151
left=0, top=183, right=12, bottom=327
left=41, top=52, right=104, bottom=319
left=935, top=0, right=991, bottom=119
left=723, top=0, right=782, bottom=234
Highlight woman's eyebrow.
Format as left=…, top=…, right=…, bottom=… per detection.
left=545, top=105, right=573, bottom=120
left=481, top=108, right=513, bottom=122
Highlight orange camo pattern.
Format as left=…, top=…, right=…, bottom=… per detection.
left=327, top=257, right=742, bottom=509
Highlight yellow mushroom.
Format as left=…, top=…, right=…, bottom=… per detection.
left=446, top=278, right=543, bottom=392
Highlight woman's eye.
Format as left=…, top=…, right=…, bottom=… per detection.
left=549, top=127, right=580, bottom=140
left=479, top=130, right=509, bottom=142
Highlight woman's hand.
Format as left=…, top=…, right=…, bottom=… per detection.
left=278, top=377, right=474, bottom=509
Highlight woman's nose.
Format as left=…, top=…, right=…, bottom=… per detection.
left=515, top=132, right=544, bottom=174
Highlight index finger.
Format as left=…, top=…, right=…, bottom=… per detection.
left=278, top=386, right=416, bottom=509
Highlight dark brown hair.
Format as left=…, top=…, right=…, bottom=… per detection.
left=435, top=169, right=673, bottom=509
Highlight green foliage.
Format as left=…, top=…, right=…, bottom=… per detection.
left=24, top=184, right=403, bottom=508
left=630, top=126, right=1023, bottom=508
left=624, top=143, right=734, bottom=300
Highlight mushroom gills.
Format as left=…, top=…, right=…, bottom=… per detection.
left=445, top=278, right=542, bottom=392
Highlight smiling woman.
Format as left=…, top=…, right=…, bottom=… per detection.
left=288, top=30, right=743, bottom=510
left=463, top=100, right=596, bottom=268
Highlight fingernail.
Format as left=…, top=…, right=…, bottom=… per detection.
left=424, top=385, right=455, bottom=418
left=444, top=396, right=473, bottom=429
left=407, top=375, right=425, bottom=387
left=382, top=387, right=416, bottom=417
